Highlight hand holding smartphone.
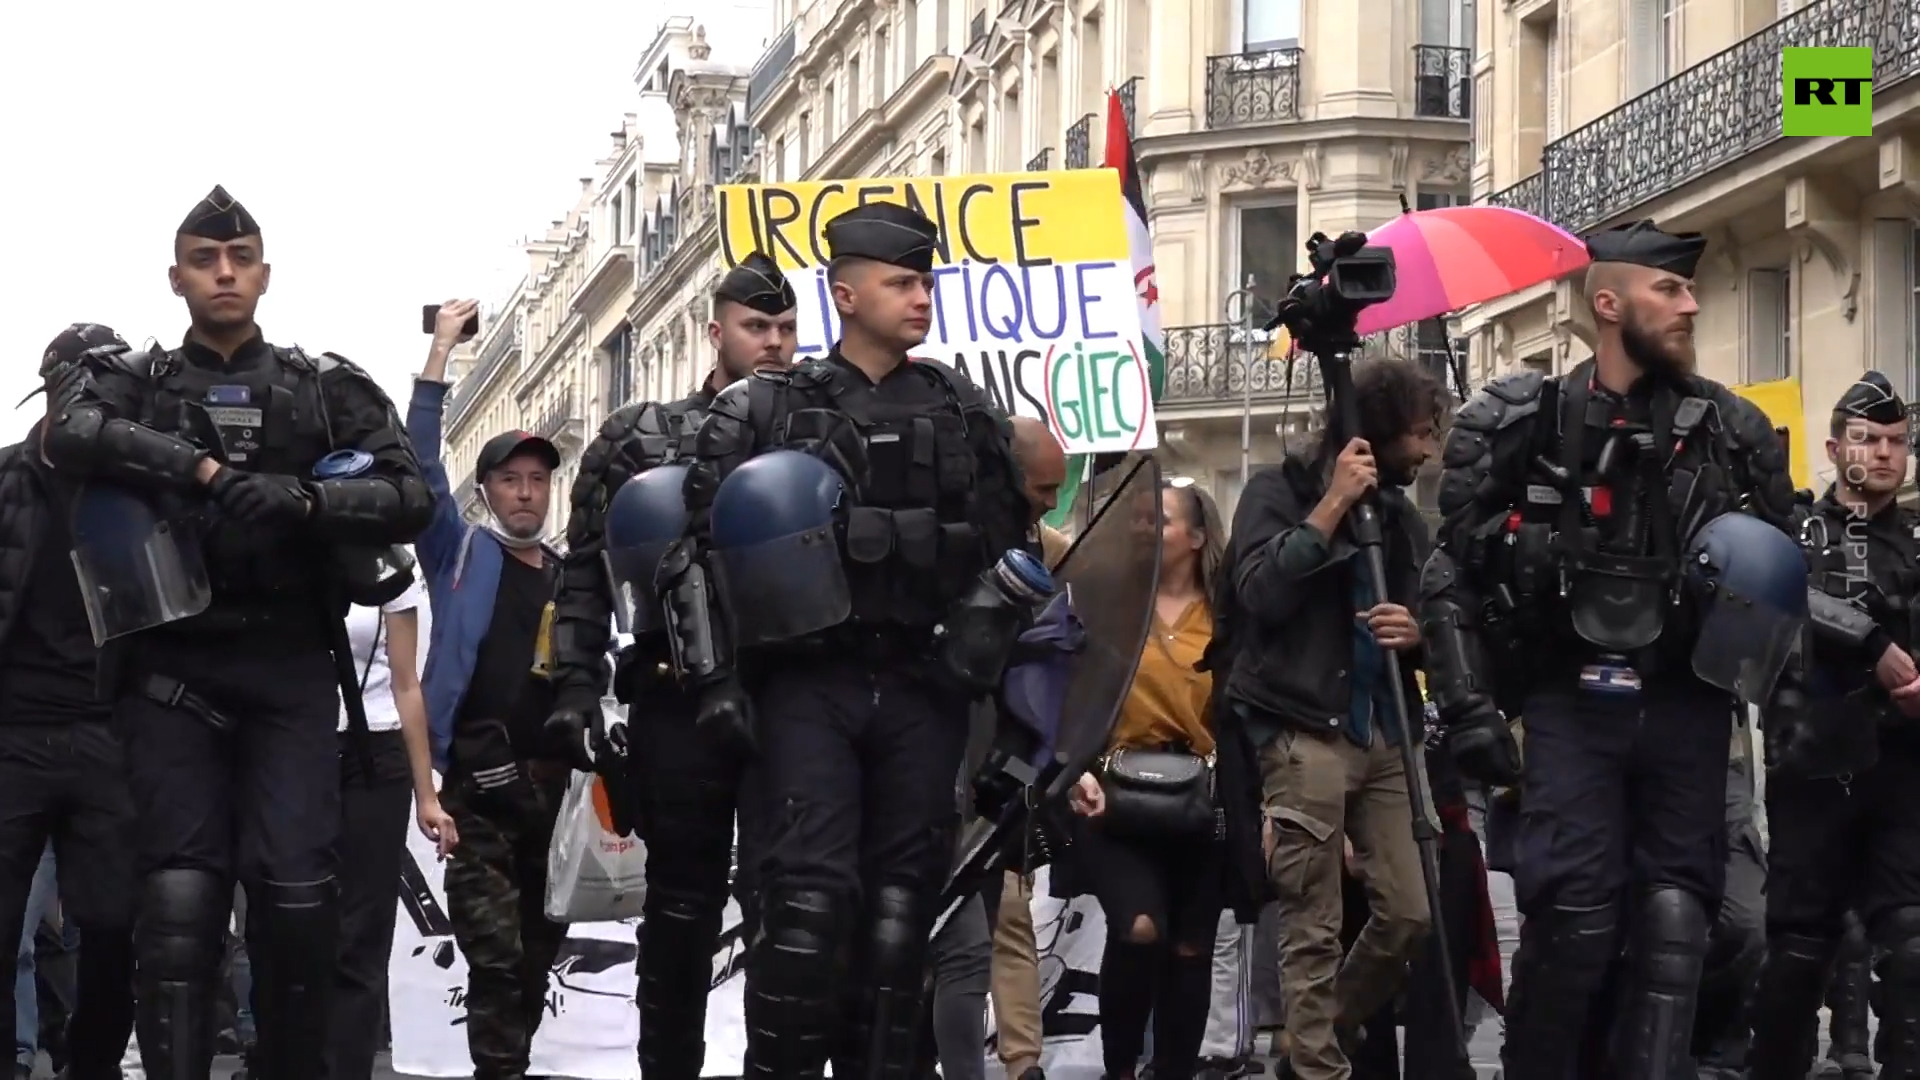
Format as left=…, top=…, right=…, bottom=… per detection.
left=423, top=302, right=481, bottom=342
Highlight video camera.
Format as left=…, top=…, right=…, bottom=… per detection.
left=1265, top=230, right=1397, bottom=355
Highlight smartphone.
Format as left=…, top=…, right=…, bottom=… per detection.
left=423, top=304, right=481, bottom=340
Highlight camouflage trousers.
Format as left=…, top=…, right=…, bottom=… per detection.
left=442, top=767, right=568, bottom=1080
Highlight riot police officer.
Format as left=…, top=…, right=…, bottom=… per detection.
left=1746, top=372, right=1920, bottom=1078
left=1419, top=220, right=1803, bottom=1079
left=545, top=252, right=797, bottom=1080
left=664, top=201, right=1032, bottom=1080
left=41, top=186, right=433, bottom=1080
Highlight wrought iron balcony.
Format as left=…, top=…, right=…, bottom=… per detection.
left=1484, top=172, right=1545, bottom=218
left=1116, top=76, right=1140, bottom=134
left=1064, top=113, right=1094, bottom=168
left=1413, top=45, right=1471, bottom=120
left=969, top=10, right=987, bottom=47
left=1497, top=0, right=1920, bottom=234
left=1027, top=148, right=1053, bottom=171
left=1162, top=324, right=1324, bottom=405
left=1205, top=48, right=1302, bottom=129
left=534, top=387, right=584, bottom=452
left=746, top=23, right=797, bottom=119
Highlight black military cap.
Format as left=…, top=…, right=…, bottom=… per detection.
left=22, top=322, right=128, bottom=407
left=1833, top=369, right=1906, bottom=426
left=475, top=429, right=561, bottom=481
left=178, top=185, right=261, bottom=242
left=1583, top=219, right=1706, bottom=279
left=714, top=252, right=797, bottom=315
left=823, top=202, right=940, bottom=274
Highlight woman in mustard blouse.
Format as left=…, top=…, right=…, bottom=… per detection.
left=1067, top=481, right=1230, bottom=1080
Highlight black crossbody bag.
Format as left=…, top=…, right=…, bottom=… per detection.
left=1097, top=628, right=1220, bottom=840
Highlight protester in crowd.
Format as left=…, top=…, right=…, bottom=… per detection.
left=985, top=416, right=1072, bottom=1080
left=0, top=323, right=141, bottom=1080
left=1195, top=910, right=1256, bottom=1077
left=13, top=848, right=52, bottom=1080
left=1067, top=481, right=1265, bottom=1080
left=1224, top=357, right=1443, bottom=1079
left=327, top=565, right=456, bottom=1080
left=409, top=301, right=567, bottom=1080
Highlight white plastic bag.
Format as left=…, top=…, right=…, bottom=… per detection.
left=544, top=769, right=648, bottom=922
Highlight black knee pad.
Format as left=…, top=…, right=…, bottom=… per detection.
left=1633, top=886, right=1711, bottom=992
left=754, top=887, right=847, bottom=988
left=255, top=878, right=339, bottom=967
left=866, top=884, right=923, bottom=992
left=1538, top=901, right=1620, bottom=980
left=136, top=869, right=229, bottom=982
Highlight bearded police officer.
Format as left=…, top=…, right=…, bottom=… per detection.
left=1419, top=220, right=1804, bottom=1079
left=41, top=186, right=433, bottom=1080
left=545, top=252, right=797, bottom=1080
left=1746, top=372, right=1920, bottom=1078
left=662, top=202, right=1033, bottom=1080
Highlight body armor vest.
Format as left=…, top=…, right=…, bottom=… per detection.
left=1506, top=372, right=1715, bottom=661
left=765, top=362, right=984, bottom=630
left=1798, top=495, right=1920, bottom=771
left=143, top=345, right=336, bottom=622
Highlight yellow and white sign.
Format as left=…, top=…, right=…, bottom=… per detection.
left=1730, top=377, right=1810, bottom=490
left=715, top=171, right=1157, bottom=456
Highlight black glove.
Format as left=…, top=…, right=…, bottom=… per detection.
left=208, top=468, right=311, bottom=526
left=544, top=709, right=595, bottom=773
left=612, top=644, right=655, bottom=706
left=695, top=677, right=756, bottom=758
left=1447, top=709, right=1522, bottom=788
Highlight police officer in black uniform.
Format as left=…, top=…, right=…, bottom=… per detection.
left=1418, top=220, right=1803, bottom=1079
left=545, top=252, right=797, bottom=1080
left=1746, top=372, right=1920, bottom=1078
left=664, top=202, right=1032, bottom=1080
left=41, top=186, right=434, bottom=1080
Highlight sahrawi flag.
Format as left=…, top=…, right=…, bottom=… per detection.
left=1044, top=87, right=1166, bottom=530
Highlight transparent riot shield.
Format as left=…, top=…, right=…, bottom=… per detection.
left=69, top=485, right=211, bottom=646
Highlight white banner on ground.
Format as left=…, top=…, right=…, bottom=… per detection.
left=388, top=817, right=1115, bottom=1079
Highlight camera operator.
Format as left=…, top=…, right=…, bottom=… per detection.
left=1221, top=355, right=1443, bottom=1080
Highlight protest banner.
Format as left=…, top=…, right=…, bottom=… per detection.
left=388, top=803, right=1114, bottom=1078
left=715, top=171, right=1159, bottom=456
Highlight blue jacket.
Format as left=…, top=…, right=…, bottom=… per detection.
left=405, top=379, right=511, bottom=772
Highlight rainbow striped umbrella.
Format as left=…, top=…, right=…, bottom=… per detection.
left=1353, top=205, right=1592, bottom=337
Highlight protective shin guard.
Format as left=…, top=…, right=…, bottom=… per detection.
left=846, top=885, right=932, bottom=1080
left=133, top=870, right=230, bottom=1080
left=1743, top=931, right=1837, bottom=1080
left=1612, top=888, right=1710, bottom=1080
left=247, top=879, right=340, bottom=1080
left=640, top=886, right=727, bottom=1080
left=1827, top=918, right=1873, bottom=1074
left=1872, top=906, right=1920, bottom=1077
left=1500, top=902, right=1618, bottom=1080
left=744, top=888, right=848, bottom=1080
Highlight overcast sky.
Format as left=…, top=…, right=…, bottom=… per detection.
left=0, top=0, right=735, bottom=443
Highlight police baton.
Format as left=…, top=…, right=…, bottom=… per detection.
left=1314, top=342, right=1470, bottom=1067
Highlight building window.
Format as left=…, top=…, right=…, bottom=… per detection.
left=1546, top=17, right=1564, bottom=139
left=798, top=112, right=811, bottom=169
left=848, top=56, right=863, bottom=116
left=1239, top=0, right=1300, bottom=51
left=1746, top=267, right=1791, bottom=383
left=610, top=193, right=625, bottom=245
left=606, top=324, right=634, bottom=410
left=1419, top=0, right=1472, bottom=49
left=1233, top=201, right=1299, bottom=314
left=931, top=148, right=947, bottom=175
left=1659, top=0, right=1681, bottom=79
left=874, top=29, right=890, bottom=100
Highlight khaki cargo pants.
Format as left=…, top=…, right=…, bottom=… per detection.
left=1262, top=727, right=1433, bottom=1080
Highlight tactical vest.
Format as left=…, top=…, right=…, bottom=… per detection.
left=1804, top=498, right=1920, bottom=655
left=1506, top=371, right=1719, bottom=660
left=142, top=345, right=337, bottom=621
left=761, top=360, right=986, bottom=631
